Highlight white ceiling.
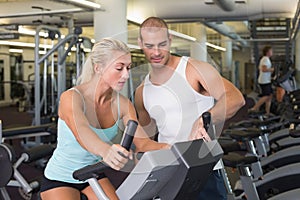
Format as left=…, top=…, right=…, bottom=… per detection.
left=127, top=0, right=298, bottom=21
left=0, top=0, right=298, bottom=52
left=0, top=0, right=93, bottom=26
left=0, top=0, right=297, bottom=29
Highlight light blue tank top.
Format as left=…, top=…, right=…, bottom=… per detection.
left=44, top=88, right=120, bottom=183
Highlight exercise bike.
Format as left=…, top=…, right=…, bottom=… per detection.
left=73, top=119, right=224, bottom=200
left=0, top=121, right=55, bottom=200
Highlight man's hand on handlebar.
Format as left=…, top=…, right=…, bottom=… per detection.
left=102, top=144, right=133, bottom=171
left=189, top=117, right=212, bottom=142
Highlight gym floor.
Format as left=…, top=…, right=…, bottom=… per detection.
left=0, top=105, right=41, bottom=200
left=0, top=105, right=32, bottom=129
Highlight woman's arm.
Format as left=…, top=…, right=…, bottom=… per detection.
left=119, top=94, right=170, bottom=153
left=261, top=65, right=274, bottom=72
left=59, top=90, right=129, bottom=170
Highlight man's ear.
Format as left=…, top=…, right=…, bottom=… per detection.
left=138, top=37, right=143, bottom=49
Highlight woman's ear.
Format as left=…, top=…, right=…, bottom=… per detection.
left=94, top=64, right=103, bottom=74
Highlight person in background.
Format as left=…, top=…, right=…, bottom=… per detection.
left=251, top=45, right=274, bottom=116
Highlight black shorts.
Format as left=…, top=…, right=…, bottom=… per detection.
left=40, top=173, right=106, bottom=193
left=259, top=83, right=273, bottom=96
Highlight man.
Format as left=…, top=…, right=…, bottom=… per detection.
left=251, top=46, right=274, bottom=115
left=134, top=17, right=245, bottom=199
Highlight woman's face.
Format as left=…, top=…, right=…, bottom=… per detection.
left=268, top=49, right=273, bottom=57
left=101, top=51, right=132, bottom=91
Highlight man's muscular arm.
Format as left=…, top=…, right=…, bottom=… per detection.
left=189, top=59, right=245, bottom=123
left=188, top=59, right=245, bottom=139
left=134, top=84, right=158, bottom=139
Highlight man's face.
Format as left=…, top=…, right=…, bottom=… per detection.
left=139, top=27, right=171, bottom=68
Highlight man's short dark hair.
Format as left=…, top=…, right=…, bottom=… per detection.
left=139, top=17, right=169, bottom=40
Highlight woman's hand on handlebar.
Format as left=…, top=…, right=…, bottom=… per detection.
left=102, top=144, right=133, bottom=171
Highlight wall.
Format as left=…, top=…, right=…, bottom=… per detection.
left=204, top=47, right=252, bottom=94
left=0, top=45, right=10, bottom=105
left=22, top=48, right=35, bottom=82
left=232, top=47, right=252, bottom=94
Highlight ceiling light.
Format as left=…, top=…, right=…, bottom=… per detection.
left=90, top=36, right=139, bottom=49
left=18, top=26, right=35, bottom=36
left=206, top=42, right=226, bottom=51
left=0, top=41, right=52, bottom=48
left=9, top=49, right=23, bottom=53
left=0, top=8, right=83, bottom=18
left=18, top=26, right=48, bottom=37
left=127, top=15, right=144, bottom=24
left=169, top=30, right=197, bottom=41
left=127, top=44, right=140, bottom=49
left=66, top=0, right=101, bottom=9
left=39, top=50, right=46, bottom=55
left=83, top=48, right=91, bottom=52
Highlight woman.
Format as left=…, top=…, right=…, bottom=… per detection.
left=40, top=38, right=168, bottom=200
left=251, top=45, right=274, bottom=116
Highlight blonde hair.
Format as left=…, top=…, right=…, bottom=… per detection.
left=76, top=38, right=130, bottom=85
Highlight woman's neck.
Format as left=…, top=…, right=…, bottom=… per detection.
left=84, top=77, right=114, bottom=105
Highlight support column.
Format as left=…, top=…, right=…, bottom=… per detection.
left=22, top=49, right=35, bottom=81
left=295, top=33, right=300, bottom=70
left=0, top=46, right=10, bottom=104
left=93, top=0, right=129, bottom=97
left=93, top=0, right=127, bottom=42
left=68, top=18, right=74, bottom=34
left=295, top=33, right=300, bottom=86
left=221, top=35, right=232, bottom=80
left=191, top=23, right=207, bottom=62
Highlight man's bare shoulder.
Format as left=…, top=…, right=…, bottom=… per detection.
left=186, top=58, right=218, bottom=80
left=187, top=57, right=214, bottom=71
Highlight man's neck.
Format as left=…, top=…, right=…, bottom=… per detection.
left=149, top=55, right=180, bottom=85
left=151, top=55, right=177, bottom=74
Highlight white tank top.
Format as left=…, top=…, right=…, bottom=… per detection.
left=143, top=56, right=214, bottom=144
